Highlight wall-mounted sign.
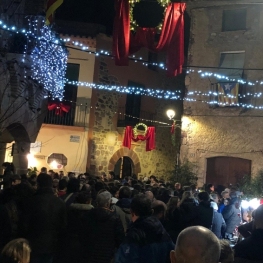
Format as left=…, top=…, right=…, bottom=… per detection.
left=70, top=135, right=80, bottom=143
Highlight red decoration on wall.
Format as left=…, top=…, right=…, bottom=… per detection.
left=48, top=101, right=70, bottom=116
left=123, top=126, right=155, bottom=151
left=113, top=1, right=186, bottom=76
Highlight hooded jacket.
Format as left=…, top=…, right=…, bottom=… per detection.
left=115, top=216, right=174, bottom=263
left=80, top=207, right=124, bottom=263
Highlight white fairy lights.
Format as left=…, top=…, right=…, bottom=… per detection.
left=24, top=17, right=68, bottom=100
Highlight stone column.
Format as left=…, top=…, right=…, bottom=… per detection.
left=12, top=141, right=30, bottom=175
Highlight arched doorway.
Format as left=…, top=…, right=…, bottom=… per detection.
left=108, top=148, right=141, bottom=177
left=114, top=156, right=134, bottom=178
left=206, top=156, right=251, bottom=187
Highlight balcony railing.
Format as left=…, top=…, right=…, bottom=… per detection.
left=44, top=105, right=88, bottom=127
left=117, top=106, right=156, bottom=127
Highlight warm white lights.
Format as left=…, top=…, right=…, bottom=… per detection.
left=166, top=109, right=175, bottom=120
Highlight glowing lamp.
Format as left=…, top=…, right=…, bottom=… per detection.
left=166, top=109, right=176, bottom=120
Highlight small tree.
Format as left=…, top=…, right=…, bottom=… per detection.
left=168, top=160, right=198, bottom=186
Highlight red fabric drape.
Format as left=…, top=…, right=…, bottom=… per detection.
left=113, top=0, right=130, bottom=66
left=48, top=102, right=70, bottom=116
left=113, top=1, right=186, bottom=76
left=123, top=126, right=155, bottom=151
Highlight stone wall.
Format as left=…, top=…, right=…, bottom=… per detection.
left=182, top=2, right=263, bottom=185
left=89, top=58, right=178, bottom=177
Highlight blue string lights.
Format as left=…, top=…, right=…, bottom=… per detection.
left=21, top=17, right=68, bottom=100
left=3, top=18, right=263, bottom=108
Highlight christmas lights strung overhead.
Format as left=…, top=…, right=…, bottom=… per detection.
left=24, top=17, right=68, bottom=100
left=66, top=80, right=181, bottom=100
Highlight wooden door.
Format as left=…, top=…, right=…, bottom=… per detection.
left=206, top=156, right=251, bottom=187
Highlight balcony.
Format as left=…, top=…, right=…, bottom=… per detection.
left=44, top=104, right=88, bottom=127
left=117, top=106, right=156, bottom=127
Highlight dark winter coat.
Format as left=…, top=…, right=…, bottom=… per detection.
left=223, top=204, right=241, bottom=233
left=23, top=188, right=67, bottom=255
left=163, top=208, right=184, bottom=243
left=196, top=202, right=214, bottom=229
left=80, top=207, right=124, bottom=263
left=179, top=198, right=198, bottom=227
left=234, top=229, right=263, bottom=260
left=114, top=216, right=174, bottom=263
left=113, top=198, right=132, bottom=232
left=212, top=210, right=226, bottom=238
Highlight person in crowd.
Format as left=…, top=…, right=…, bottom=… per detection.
left=174, top=183, right=182, bottom=197
left=112, top=186, right=132, bottom=232
left=210, top=193, right=219, bottom=205
left=101, top=172, right=108, bottom=182
left=0, top=238, right=31, bottom=263
left=108, top=171, right=115, bottom=181
left=196, top=191, right=214, bottom=229
left=57, top=179, right=67, bottom=197
left=206, top=183, right=215, bottom=194
left=115, top=194, right=174, bottom=263
left=40, top=167, right=47, bottom=174
left=152, top=200, right=167, bottom=223
left=223, top=197, right=241, bottom=239
left=211, top=201, right=226, bottom=239
left=218, top=191, right=230, bottom=213
left=179, top=191, right=198, bottom=228
left=110, top=186, right=119, bottom=204
left=170, top=226, right=221, bottom=263
left=60, top=178, right=80, bottom=207
left=234, top=205, right=263, bottom=261
left=10, top=175, right=21, bottom=186
left=149, top=175, right=158, bottom=186
left=164, top=196, right=183, bottom=243
left=238, top=210, right=255, bottom=238
left=145, top=190, right=155, bottom=203
left=23, top=173, right=67, bottom=263
left=59, top=171, right=64, bottom=179
left=219, top=240, right=234, bottom=263
left=80, top=191, right=124, bottom=263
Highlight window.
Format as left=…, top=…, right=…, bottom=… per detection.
left=222, top=9, right=246, bottom=31
left=217, top=52, right=245, bottom=106
left=124, top=81, right=143, bottom=125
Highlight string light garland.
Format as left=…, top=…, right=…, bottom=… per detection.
left=24, top=17, right=68, bottom=100
left=66, top=80, right=182, bottom=100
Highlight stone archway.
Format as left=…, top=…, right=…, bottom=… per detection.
left=108, top=147, right=141, bottom=175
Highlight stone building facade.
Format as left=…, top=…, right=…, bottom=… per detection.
left=182, top=1, right=263, bottom=186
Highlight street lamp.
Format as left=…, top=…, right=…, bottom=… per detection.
left=166, top=109, right=176, bottom=120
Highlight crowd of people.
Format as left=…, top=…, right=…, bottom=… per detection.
left=0, top=164, right=262, bottom=263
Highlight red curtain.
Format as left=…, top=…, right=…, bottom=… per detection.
left=113, top=1, right=186, bottom=76
left=123, top=126, right=155, bottom=151
left=113, top=0, right=130, bottom=66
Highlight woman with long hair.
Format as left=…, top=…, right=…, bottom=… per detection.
left=1, top=238, right=31, bottom=263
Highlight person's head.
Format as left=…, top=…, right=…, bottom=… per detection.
left=221, top=190, right=230, bottom=199
left=170, top=226, right=220, bottom=263
left=219, top=240, right=234, bottom=263
left=67, top=178, right=80, bottom=194
left=207, top=183, right=214, bottom=192
left=167, top=196, right=180, bottom=211
left=40, top=167, right=47, bottom=173
left=11, top=175, right=21, bottom=186
left=150, top=175, right=157, bottom=183
left=198, top=191, right=210, bottom=203
left=181, top=191, right=192, bottom=203
left=59, top=171, right=64, bottom=176
left=254, top=204, right=263, bottom=229
left=145, top=191, right=154, bottom=202
left=1, top=238, right=31, bottom=263
left=210, top=193, right=219, bottom=203
left=119, top=186, right=132, bottom=199
left=152, top=200, right=167, bottom=220
left=58, top=179, right=68, bottom=191
left=108, top=171, right=115, bottom=180
left=130, top=193, right=153, bottom=222
left=68, top=172, right=75, bottom=179
left=37, top=173, right=52, bottom=189
left=174, top=182, right=181, bottom=190
left=75, top=191, right=92, bottom=204
left=96, top=191, right=112, bottom=208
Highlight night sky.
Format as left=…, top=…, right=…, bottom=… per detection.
left=56, top=0, right=115, bottom=35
